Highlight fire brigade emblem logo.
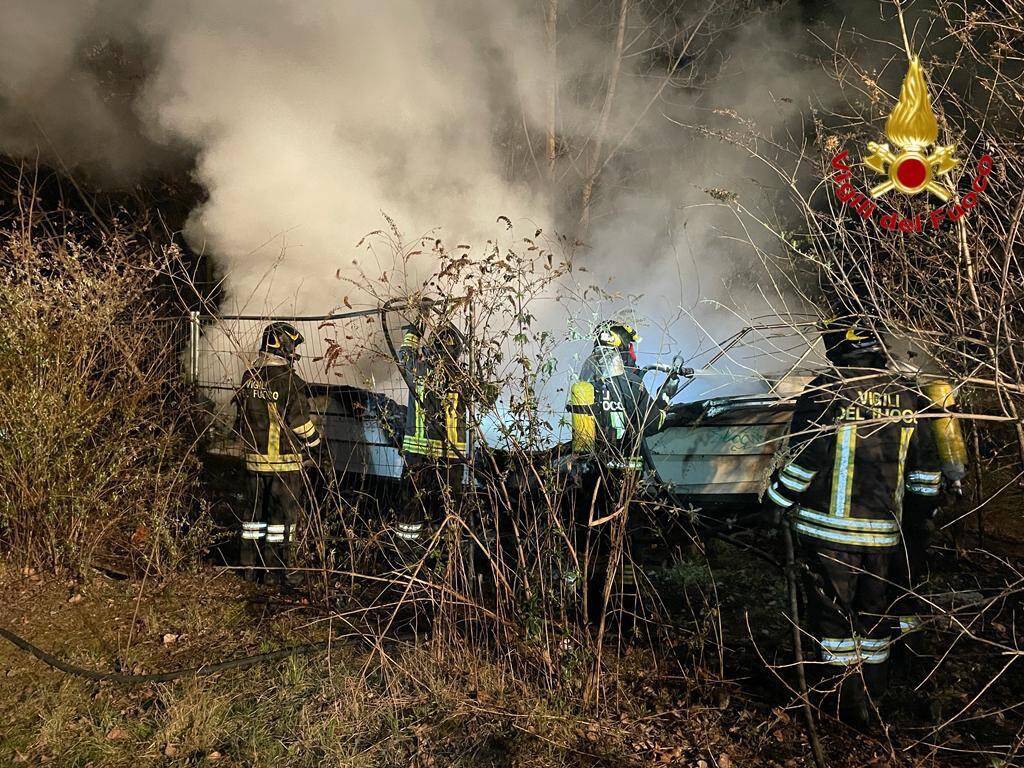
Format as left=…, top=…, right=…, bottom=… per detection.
left=862, top=57, right=958, bottom=201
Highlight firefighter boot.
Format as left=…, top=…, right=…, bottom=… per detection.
left=282, top=546, right=305, bottom=590
left=265, top=523, right=301, bottom=589
left=838, top=679, right=872, bottom=731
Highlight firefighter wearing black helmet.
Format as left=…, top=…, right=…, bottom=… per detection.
left=234, top=322, right=321, bottom=586
left=394, top=318, right=469, bottom=547
left=766, top=317, right=941, bottom=727
left=566, top=320, right=680, bottom=625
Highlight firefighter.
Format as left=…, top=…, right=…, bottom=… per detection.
left=394, top=319, right=469, bottom=549
left=567, top=321, right=682, bottom=625
left=766, top=318, right=941, bottom=727
left=235, top=322, right=321, bottom=586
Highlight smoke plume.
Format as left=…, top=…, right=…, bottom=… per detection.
left=0, top=0, right=896, bottom=396
left=1, top=0, right=546, bottom=315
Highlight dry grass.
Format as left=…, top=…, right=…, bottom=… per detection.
left=0, top=564, right=824, bottom=768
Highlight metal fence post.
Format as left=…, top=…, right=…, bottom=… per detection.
left=188, top=311, right=200, bottom=387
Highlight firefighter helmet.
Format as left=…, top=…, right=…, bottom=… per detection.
left=260, top=321, right=304, bottom=361
left=432, top=323, right=465, bottom=362
left=595, top=321, right=640, bottom=364
left=821, top=317, right=883, bottom=365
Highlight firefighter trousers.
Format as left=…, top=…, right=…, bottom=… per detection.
left=240, top=470, right=304, bottom=584
left=800, top=543, right=892, bottom=721
left=570, top=467, right=644, bottom=628
left=396, top=454, right=463, bottom=544
left=889, top=516, right=931, bottom=642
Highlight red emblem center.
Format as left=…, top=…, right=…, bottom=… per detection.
left=895, top=156, right=928, bottom=189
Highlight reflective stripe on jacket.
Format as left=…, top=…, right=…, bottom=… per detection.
left=768, top=371, right=942, bottom=551
left=235, top=357, right=321, bottom=473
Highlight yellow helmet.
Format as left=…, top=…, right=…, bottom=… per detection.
left=595, top=321, right=640, bottom=363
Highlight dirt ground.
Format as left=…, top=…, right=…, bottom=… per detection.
left=3, top=521, right=1020, bottom=768
left=1, top=463, right=1021, bottom=768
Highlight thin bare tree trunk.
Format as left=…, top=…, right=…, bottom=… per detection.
left=545, top=0, right=558, bottom=183
left=579, top=0, right=629, bottom=235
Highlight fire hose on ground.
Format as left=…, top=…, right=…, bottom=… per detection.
left=0, top=624, right=336, bottom=685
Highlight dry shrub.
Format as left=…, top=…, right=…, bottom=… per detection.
left=0, top=229, right=200, bottom=574
left=323, top=220, right=706, bottom=710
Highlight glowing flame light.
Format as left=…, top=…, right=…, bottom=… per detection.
left=885, top=57, right=938, bottom=151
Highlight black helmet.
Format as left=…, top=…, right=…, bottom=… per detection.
left=260, top=321, right=304, bottom=361
left=821, top=317, right=884, bottom=366
left=595, top=321, right=640, bottom=365
left=432, top=323, right=465, bottom=362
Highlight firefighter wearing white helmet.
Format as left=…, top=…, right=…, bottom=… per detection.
left=569, top=321, right=675, bottom=471
left=566, top=320, right=680, bottom=626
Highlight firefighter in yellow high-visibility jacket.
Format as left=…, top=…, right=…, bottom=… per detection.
left=394, top=320, right=468, bottom=547
left=235, top=322, right=321, bottom=586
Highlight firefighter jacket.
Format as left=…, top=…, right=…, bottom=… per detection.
left=235, top=356, right=321, bottom=473
left=568, top=347, right=670, bottom=472
left=766, top=370, right=942, bottom=551
left=398, top=328, right=468, bottom=460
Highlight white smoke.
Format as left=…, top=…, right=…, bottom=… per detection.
left=140, top=1, right=551, bottom=315
left=1, top=0, right=546, bottom=315
left=0, top=0, right=842, bottom=401
left=542, top=11, right=832, bottom=401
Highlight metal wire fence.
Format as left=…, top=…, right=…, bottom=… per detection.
left=189, top=305, right=419, bottom=480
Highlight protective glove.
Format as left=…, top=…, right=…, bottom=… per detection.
left=566, top=456, right=593, bottom=486
left=659, top=363, right=693, bottom=402
left=661, top=375, right=681, bottom=402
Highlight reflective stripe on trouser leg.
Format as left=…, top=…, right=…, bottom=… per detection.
left=620, top=561, right=637, bottom=587
left=820, top=636, right=891, bottom=665
left=241, top=522, right=267, bottom=540
left=266, top=524, right=298, bottom=543
left=900, top=616, right=922, bottom=635
left=396, top=521, right=424, bottom=541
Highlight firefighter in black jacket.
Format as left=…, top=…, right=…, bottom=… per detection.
left=567, top=321, right=681, bottom=624
left=766, top=318, right=941, bottom=727
left=235, top=322, right=321, bottom=585
left=395, top=320, right=468, bottom=547
left=570, top=322, right=676, bottom=471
